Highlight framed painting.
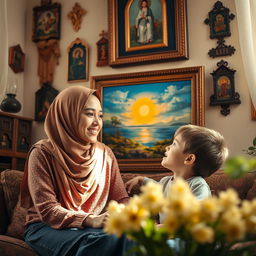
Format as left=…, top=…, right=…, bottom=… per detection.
left=35, top=83, right=59, bottom=122
left=91, top=66, right=205, bottom=172
left=67, top=38, right=89, bottom=82
left=108, top=0, right=188, bottom=67
left=32, top=2, right=61, bottom=42
left=9, top=45, right=25, bottom=73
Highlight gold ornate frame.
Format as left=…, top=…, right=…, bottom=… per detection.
left=91, top=66, right=205, bottom=172
left=108, top=0, right=188, bottom=67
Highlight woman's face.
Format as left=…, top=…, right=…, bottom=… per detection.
left=79, top=94, right=103, bottom=143
left=141, top=1, right=148, bottom=7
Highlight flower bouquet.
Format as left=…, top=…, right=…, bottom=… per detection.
left=105, top=178, right=256, bottom=256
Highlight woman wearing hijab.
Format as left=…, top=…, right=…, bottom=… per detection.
left=20, top=86, right=133, bottom=256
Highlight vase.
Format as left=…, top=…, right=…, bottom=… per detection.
left=0, top=93, right=22, bottom=113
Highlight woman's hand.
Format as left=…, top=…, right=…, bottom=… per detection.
left=125, top=176, right=144, bottom=194
left=83, top=212, right=109, bottom=228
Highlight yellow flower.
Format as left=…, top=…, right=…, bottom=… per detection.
left=107, top=200, right=125, bottom=215
left=168, top=177, right=191, bottom=197
left=190, top=223, right=214, bottom=243
left=200, top=197, right=221, bottom=222
left=221, top=221, right=246, bottom=242
left=220, top=206, right=242, bottom=226
left=140, top=181, right=165, bottom=214
left=218, top=189, right=240, bottom=209
left=105, top=203, right=127, bottom=237
left=123, top=198, right=149, bottom=231
left=104, top=214, right=127, bottom=237
left=163, top=211, right=180, bottom=234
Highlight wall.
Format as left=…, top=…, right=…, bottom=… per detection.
left=23, top=0, right=256, bottom=157
left=0, top=0, right=26, bottom=107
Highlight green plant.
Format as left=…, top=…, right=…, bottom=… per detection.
left=244, top=136, right=256, bottom=156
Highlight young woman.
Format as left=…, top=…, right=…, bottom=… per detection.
left=21, top=86, right=133, bottom=256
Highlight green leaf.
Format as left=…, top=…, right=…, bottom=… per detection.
left=253, top=136, right=256, bottom=146
left=224, top=156, right=256, bottom=179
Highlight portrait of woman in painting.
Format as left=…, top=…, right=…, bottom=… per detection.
left=136, top=0, right=154, bottom=44
left=126, top=0, right=167, bottom=51
left=68, top=47, right=86, bottom=81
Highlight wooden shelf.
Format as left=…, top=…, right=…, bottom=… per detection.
left=0, top=111, right=33, bottom=171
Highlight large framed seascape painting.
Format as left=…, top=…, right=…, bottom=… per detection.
left=108, top=0, right=188, bottom=67
left=91, top=67, right=205, bottom=172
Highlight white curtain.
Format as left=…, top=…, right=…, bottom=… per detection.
left=0, top=0, right=8, bottom=102
left=234, top=0, right=256, bottom=108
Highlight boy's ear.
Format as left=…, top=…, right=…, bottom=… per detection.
left=184, top=154, right=196, bottom=165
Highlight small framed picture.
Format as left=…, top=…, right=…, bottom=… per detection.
left=96, top=31, right=108, bottom=67
left=210, top=60, right=240, bottom=116
left=67, top=38, right=89, bottom=82
left=32, top=2, right=61, bottom=42
left=9, top=45, right=25, bottom=73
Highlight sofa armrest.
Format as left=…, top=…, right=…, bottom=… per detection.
left=0, top=235, right=38, bottom=256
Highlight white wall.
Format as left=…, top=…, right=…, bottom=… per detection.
left=22, top=0, right=256, bottom=157
left=0, top=0, right=26, bottom=107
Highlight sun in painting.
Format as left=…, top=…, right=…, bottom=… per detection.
left=131, top=97, right=157, bottom=125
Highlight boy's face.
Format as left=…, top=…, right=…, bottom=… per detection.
left=161, top=133, right=188, bottom=172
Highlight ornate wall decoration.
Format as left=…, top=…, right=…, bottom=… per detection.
left=210, top=60, right=240, bottom=116
left=67, top=3, right=86, bottom=32
left=204, top=1, right=235, bottom=58
left=96, top=30, right=108, bottom=67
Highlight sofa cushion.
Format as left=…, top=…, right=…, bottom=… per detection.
left=0, top=170, right=27, bottom=239
left=205, top=170, right=256, bottom=199
left=0, top=170, right=23, bottom=218
left=6, top=197, right=26, bottom=240
left=246, top=179, right=256, bottom=200
left=0, top=235, right=37, bottom=256
left=0, top=182, right=9, bottom=234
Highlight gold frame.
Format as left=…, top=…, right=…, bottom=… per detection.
left=91, top=66, right=205, bottom=172
left=67, top=38, right=89, bottom=83
left=125, top=0, right=168, bottom=52
left=108, top=0, right=188, bottom=67
left=251, top=101, right=256, bottom=121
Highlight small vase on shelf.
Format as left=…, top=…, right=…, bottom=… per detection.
left=0, top=77, right=22, bottom=113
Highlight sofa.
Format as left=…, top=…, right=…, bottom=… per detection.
left=0, top=169, right=256, bottom=256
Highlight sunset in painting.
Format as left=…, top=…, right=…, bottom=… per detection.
left=102, top=80, right=191, bottom=159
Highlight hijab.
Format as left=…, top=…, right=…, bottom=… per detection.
left=21, top=86, right=107, bottom=211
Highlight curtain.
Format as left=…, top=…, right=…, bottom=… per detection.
left=0, top=0, right=8, bottom=102
left=234, top=0, right=256, bottom=108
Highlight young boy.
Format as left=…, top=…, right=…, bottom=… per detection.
left=125, top=124, right=229, bottom=223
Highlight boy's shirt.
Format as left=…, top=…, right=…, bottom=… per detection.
left=143, top=176, right=211, bottom=223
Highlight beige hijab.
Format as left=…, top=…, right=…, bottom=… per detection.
left=21, top=86, right=106, bottom=211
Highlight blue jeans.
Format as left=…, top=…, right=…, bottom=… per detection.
left=24, top=222, right=135, bottom=256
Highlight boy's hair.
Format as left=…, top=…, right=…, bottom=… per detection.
left=174, top=124, right=229, bottom=178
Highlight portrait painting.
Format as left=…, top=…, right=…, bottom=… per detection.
left=206, top=1, right=233, bottom=39
left=32, top=2, right=61, bottom=42
left=9, top=45, right=25, bottom=73
left=216, top=75, right=231, bottom=100
left=125, top=0, right=167, bottom=52
left=91, top=66, right=205, bottom=172
left=68, top=38, right=88, bottom=82
left=35, top=83, right=59, bottom=122
left=108, top=0, right=188, bottom=67
left=96, top=36, right=108, bottom=67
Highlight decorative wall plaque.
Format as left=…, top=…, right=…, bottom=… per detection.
left=204, top=1, right=235, bottom=58
left=67, top=3, right=86, bottom=32
left=210, top=60, right=240, bottom=116
left=96, top=30, right=108, bottom=67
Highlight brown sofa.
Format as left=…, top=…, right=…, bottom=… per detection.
left=0, top=169, right=256, bottom=256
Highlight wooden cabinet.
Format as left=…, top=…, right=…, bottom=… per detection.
left=0, top=111, right=33, bottom=171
